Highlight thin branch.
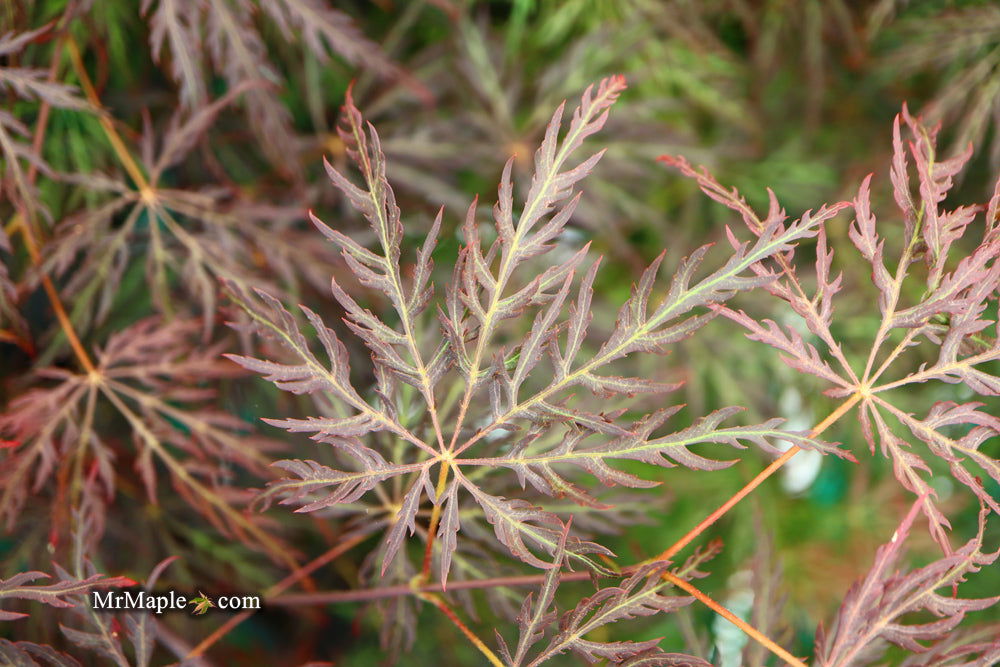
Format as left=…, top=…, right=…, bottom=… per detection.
left=661, top=570, right=807, bottom=667
left=653, top=392, right=861, bottom=563
left=13, top=209, right=95, bottom=374
left=65, top=37, right=151, bottom=194
left=6, top=33, right=95, bottom=374
left=419, top=591, right=505, bottom=667
left=183, top=530, right=374, bottom=661
left=420, top=458, right=451, bottom=579
left=270, top=570, right=594, bottom=606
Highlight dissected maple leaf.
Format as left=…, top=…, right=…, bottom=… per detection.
left=814, top=500, right=998, bottom=666
left=0, top=568, right=133, bottom=622
left=664, top=106, right=1000, bottom=553
left=0, top=318, right=286, bottom=563
left=231, top=77, right=842, bottom=593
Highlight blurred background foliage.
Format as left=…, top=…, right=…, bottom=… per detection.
left=1, top=0, right=998, bottom=665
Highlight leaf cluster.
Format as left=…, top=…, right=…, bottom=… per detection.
left=0, top=2, right=998, bottom=665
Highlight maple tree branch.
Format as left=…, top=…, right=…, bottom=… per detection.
left=183, top=530, right=373, bottom=661
left=14, top=211, right=95, bottom=374
left=273, top=565, right=802, bottom=666
left=272, top=557, right=801, bottom=666
left=271, top=570, right=593, bottom=606
left=420, top=458, right=452, bottom=579
left=661, top=570, right=807, bottom=667
left=65, top=37, right=151, bottom=194
left=653, top=392, right=861, bottom=563
left=6, top=33, right=95, bottom=374
left=26, top=36, right=64, bottom=184
left=419, top=591, right=505, bottom=667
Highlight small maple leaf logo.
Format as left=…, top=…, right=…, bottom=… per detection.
left=189, top=591, right=215, bottom=615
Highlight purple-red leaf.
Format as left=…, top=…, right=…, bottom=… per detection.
left=815, top=500, right=999, bottom=666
